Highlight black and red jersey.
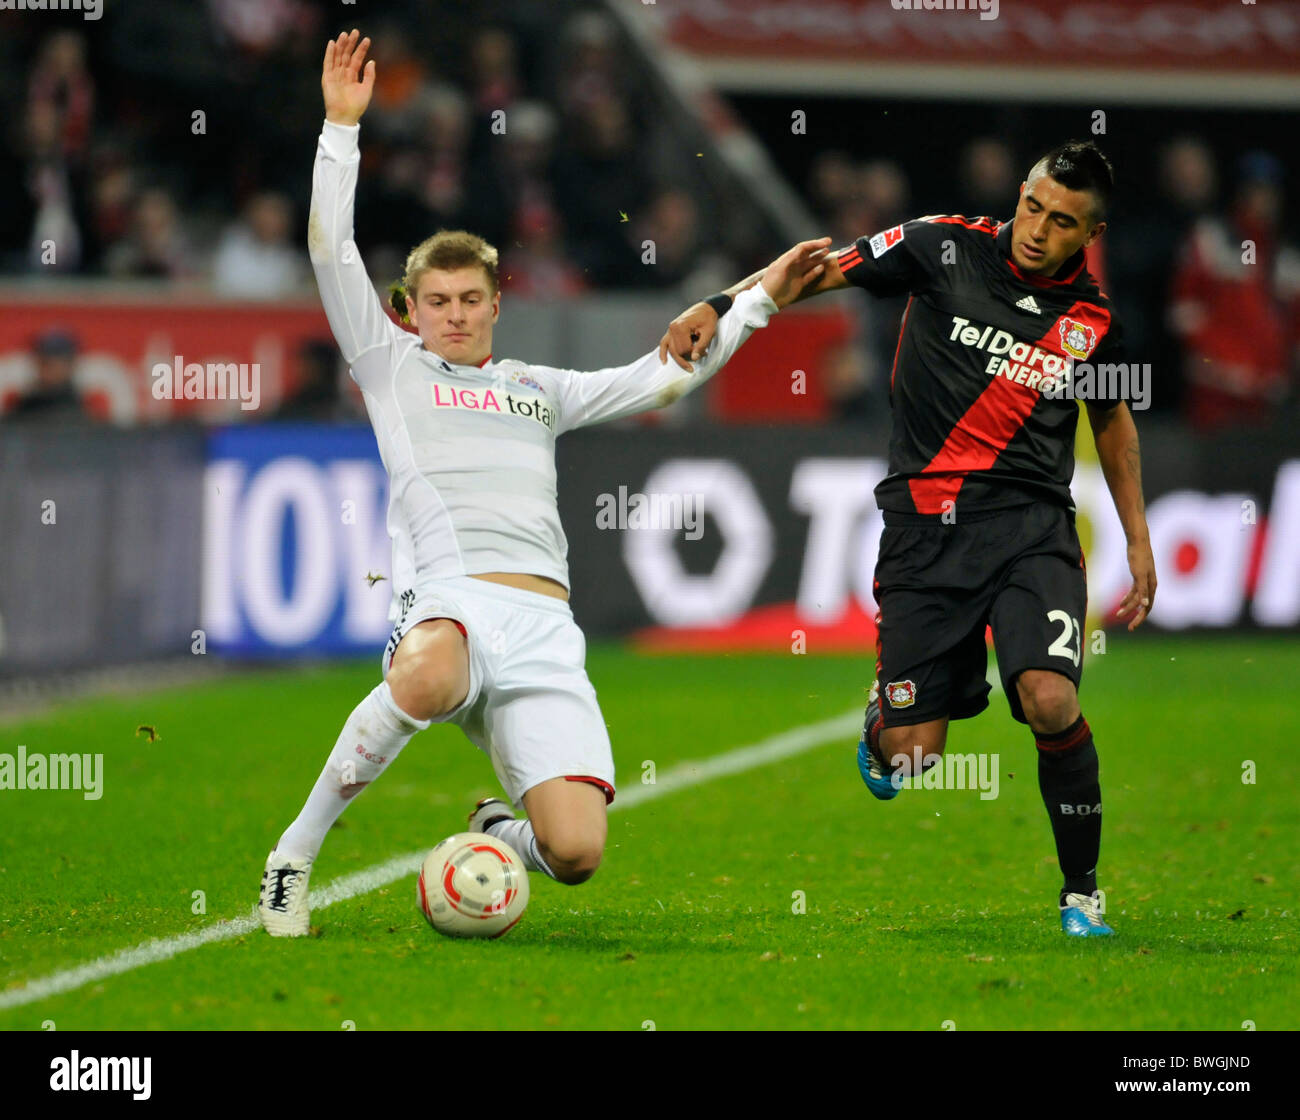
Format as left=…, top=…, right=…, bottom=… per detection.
left=837, top=216, right=1127, bottom=519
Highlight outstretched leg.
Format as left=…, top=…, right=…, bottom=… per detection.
left=276, top=619, right=466, bottom=861
left=260, top=619, right=466, bottom=936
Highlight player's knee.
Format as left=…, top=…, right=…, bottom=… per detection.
left=880, top=727, right=947, bottom=774
left=1018, top=671, right=1078, bottom=732
left=552, top=862, right=599, bottom=886
left=388, top=667, right=458, bottom=722
left=388, top=635, right=468, bottom=720
left=538, top=834, right=603, bottom=885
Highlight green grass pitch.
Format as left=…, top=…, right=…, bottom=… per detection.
left=1, top=635, right=1297, bottom=1030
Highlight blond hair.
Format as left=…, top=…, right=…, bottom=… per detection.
left=389, top=230, right=500, bottom=322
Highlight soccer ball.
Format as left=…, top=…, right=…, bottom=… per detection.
left=417, top=832, right=530, bottom=939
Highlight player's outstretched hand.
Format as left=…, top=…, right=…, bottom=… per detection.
left=760, top=237, right=832, bottom=309
left=322, top=29, right=375, bottom=127
left=656, top=237, right=833, bottom=372
left=1115, top=537, right=1157, bottom=631
left=658, top=303, right=720, bottom=373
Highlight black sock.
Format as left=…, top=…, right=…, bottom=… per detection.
left=1035, top=715, right=1100, bottom=905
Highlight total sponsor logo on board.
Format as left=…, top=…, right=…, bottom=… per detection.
left=621, top=456, right=1300, bottom=632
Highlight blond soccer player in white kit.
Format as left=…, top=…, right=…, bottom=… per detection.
left=259, top=30, right=829, bottom=935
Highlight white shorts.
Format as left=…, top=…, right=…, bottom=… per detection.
left=380, top=575, right=616, bottom=810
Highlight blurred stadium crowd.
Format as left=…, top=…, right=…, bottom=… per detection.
left=0, top=1, right=724, bottom=294
left=2, top=0, right=1297, bottom=430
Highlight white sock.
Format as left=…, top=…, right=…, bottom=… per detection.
left=275, top=681, right=431, bottom=863
left=486, top=817, right=557, bottom=880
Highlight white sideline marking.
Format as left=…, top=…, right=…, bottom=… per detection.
left=614, top=709, right=860, bottom=810
left=0, top=709, right=863, bottom=1012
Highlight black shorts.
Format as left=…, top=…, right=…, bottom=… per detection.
left=873, top=502, right=1087, bottom=727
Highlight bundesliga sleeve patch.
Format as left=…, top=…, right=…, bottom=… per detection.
left=869, top=225, right=905, bottom=259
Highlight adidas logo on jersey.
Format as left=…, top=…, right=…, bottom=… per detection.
left=1015, top=295, right=1042, bottom=314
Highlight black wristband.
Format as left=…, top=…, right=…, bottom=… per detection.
left=703, top=292, right=733, bottom=317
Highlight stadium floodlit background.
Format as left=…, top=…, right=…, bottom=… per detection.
left=1, top=0, right=1298, bottom=1037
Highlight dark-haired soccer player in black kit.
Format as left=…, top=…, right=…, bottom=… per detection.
left=659, top=142, right=1157, bottom=937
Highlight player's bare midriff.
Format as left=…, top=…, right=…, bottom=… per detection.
left=471, top=572, right=570, bottom=602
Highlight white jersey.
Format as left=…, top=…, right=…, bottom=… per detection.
left=309, top=120, right=780, bottom=621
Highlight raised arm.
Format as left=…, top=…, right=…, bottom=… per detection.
left=661, top=218, right=965, bottom=371
left=310, top=30, right=401, bottom=383
left=322, top=29, right=374, bottom=128
left=548, top=283, right=775, bottom=433
left=556, top=238, right=829, bottom=430
left=787, top=243, right=853, bottom=305
left=658, top=237, right=843, bottom=372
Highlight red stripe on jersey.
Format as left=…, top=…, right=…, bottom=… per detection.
left=890, top=295, right=915, bottom=395
left=907, top=375, right=1041, bottom=513
left=907, top=300, right=1107, bottom=514
left=838, top=248, right=863, bottom=272
left=926, top=215, right=1000, bottom=235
